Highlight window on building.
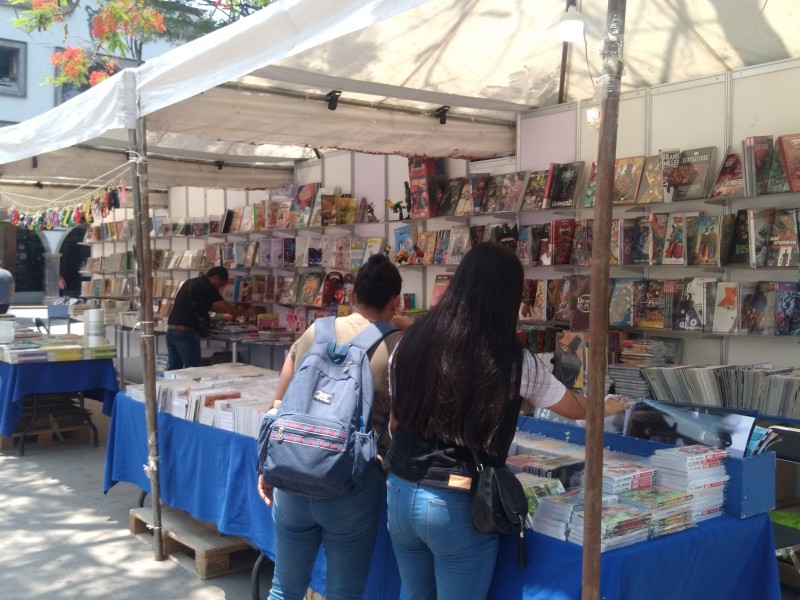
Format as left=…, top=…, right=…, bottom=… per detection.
left=0, top=39, right=26, bottom=98
left=55, top=53, right=136, bottom=105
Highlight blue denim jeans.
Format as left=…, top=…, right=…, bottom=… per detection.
left=165, top=329, right=201, bottom=370
left=268, top=465, right=384, bottom=600
left=386, top=473, right=499, bottom=600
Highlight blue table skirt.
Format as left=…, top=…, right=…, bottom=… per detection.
left=0, top=359, right=119, bottom=437
left=105, top=393, right=780, bottom=600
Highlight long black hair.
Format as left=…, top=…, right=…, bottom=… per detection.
left=391, top=242, right=526, bottom=457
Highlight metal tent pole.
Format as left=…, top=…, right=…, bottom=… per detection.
left=128, top=117, right=164, bottom=561
left=582, top=1, right=627, bottom=598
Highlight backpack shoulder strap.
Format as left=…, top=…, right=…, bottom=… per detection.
left=348, top=320, right=398, bottom=353
left=313, top=316, right=337, bottom=344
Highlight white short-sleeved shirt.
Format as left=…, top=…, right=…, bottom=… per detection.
left=520, top=349, right=566, bottom=412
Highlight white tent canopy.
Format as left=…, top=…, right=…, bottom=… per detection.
left=2, top=0, right=800, bottom=168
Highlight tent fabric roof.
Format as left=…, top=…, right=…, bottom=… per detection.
left=2, top=0, right=800, bottom=167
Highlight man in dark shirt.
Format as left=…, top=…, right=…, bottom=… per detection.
left=166, top=266, right=258, bottom=370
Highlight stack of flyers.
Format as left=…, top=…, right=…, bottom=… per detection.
left=602, top=460, right=656, bottom=494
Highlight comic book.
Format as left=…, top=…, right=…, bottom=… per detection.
left=554, top=330, right=586, bottom=389
left=632, top=279, right=666, bottom=329
left=659, top=148, right=681, bottom=202
left=519, top=169, right=550, bottom=212
left=673, top=146, right=717, bottom=201
left=612, top=156, right=645, bottom=205
left=747, top=207, right=775, bottom=268
left=584, top=161, right=598, bottom=208
left=635, top=155, right=664, bottom=204
left=551, top=219, right=576, bottom=265
left=547, top=162, right=585, bottom=209
left=570, top=219, right=592, bottom=267
left=496, top=171, right=527, bottom=214
left=708, top=152, right=745, bottom=198
left=608, top=278, right=640, bottom=327
left=629, top=216, right=651, bottom=265
left=764, top=208, right=799, bottom=267
left=711, top=282, right=740, bottom=334
left=648, top=213, right=669, bottom=265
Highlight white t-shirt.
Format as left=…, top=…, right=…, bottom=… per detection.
left=520, top=349, right=566, bottom=411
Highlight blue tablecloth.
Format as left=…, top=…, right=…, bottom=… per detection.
left=0, top=358, right=119, bottom=437
left=105, top=393, right=781, bottom=600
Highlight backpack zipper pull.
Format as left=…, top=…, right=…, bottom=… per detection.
left=342, top=361, right=353, bottom=374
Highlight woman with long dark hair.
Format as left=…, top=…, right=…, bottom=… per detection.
left=385, top=242, right=626, bottom=599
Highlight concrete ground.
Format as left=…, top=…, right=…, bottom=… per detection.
left=0, top=405, right=274, bottom=600
left=0, top=308, right=274, bottom=600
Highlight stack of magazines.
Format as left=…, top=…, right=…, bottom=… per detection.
left=650, top=444, right=729, bottom=522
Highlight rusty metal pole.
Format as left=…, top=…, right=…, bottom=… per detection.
left=582, top=1, right=627, bottom=598
left=128, top=118, right=164, bottom=561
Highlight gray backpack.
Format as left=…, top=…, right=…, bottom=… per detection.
left=257, top=317, right=396, bottom=497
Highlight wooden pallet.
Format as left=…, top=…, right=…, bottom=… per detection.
left=130, top=506, right=258, bottom=579
left=0, top=423, right=90, bottom=450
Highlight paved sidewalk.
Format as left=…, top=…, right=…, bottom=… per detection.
left=0, top=410, right=272, bottom=600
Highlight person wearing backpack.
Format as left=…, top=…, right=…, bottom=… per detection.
left=257, top=253, right=410, bottom=600
left=385, top=243, right=628, bottom=600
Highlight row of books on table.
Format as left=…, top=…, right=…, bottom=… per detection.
left=0, top=333, right=116, bottom=364
left=509, top=431, right=732, bottom=551
left=128, top=364, right=281, bottom=437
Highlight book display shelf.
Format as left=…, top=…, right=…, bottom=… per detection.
left=501, top=58, right=800, bottom=427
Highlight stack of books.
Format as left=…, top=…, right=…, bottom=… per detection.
left=602, top=460, right=656, bottom=494
left=608, top=364, right=653, bottom=399
left=532, top=488, right=589, bottom=541
left=514, top=472, right=565, bottom=528
left=568, top=502, right=652, bottom=552
left=618, top=485, right=695, bottom=537
left=619, top=339, right=666, bottom=366
left=650, top=444, right=729, bottom=522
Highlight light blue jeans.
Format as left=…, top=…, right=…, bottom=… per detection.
left=386, top=473, right=500, bottom=600
left=268, top=465, right=384, bottom=600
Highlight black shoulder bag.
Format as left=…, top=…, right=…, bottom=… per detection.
left=467, top=358, right=528, bottom=566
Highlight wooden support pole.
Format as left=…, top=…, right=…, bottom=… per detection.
left=582, top=1, right=627, bottom=598
left=128, top=118, right=164, bottom=561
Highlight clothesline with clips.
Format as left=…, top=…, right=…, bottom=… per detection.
left=2, top=160, right=135, bottom=230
